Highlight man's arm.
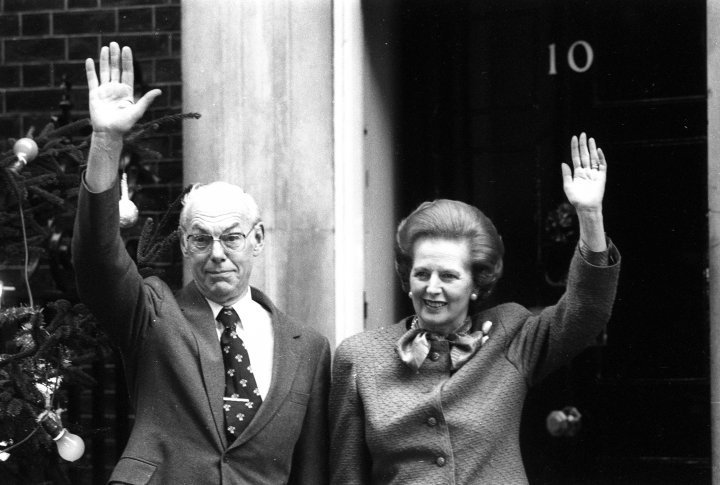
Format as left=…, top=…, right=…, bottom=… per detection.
left=72, top=43, right=162, bottom=358
left=289, top=337, right=331, bottom=485
left=84, top=42, right=161, bottom=192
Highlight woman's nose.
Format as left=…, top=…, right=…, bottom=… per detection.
left=426, top=274, right=442, bottom=294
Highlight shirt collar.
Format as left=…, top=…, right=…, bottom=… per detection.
left=206, top=288, right=253, bottom=325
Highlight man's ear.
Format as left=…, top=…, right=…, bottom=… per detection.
left=252, top=223, right=265, bottom=256
left=179, top=228, right=189, bottom=257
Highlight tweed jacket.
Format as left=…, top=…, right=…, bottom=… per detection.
left=72, top=180, right=330, bottom=485
left=330, top=243, right=620, bottom=485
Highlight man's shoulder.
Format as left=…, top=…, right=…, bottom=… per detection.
left=250, top=286, right=329, bottom=346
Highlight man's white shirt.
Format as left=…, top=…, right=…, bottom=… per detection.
left=206, top=290, right=274, bottom=400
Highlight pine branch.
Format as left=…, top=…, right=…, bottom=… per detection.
left=125, top=112, right=201, bottom=143
left=0, top=312, right=44, bottom=368
left=136, top=184, right=190, bottom=268
left=36, top=122, right=56, bottom=141
left=27, top=186, right=65, bottom=207
left=135, top=218, right=155, bottom=262
left=129, top=145, right=163, bottom=161
left=21, top=173, right=57, bottom=187
left=39, top=118, right=91, bottom=143
left=2, top=168, right=25, bottom=202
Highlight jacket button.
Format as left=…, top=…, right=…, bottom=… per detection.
left=436, top=456, right=446, bottom=467
left=429, top=352, right=440, bottom=361
left=223, top=456, right=229, bottom=463
left=427, top=417, right=438, bottom=427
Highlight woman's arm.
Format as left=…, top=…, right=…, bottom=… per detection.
left=329, top=341, right=373, bottom=485
left=507, top=133, right=620, bottom=385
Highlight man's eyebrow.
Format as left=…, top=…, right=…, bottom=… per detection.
left=187, top=222, right=244, bottom=232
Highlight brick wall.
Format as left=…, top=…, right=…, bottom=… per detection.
left=0, top=1, right=182, bottom=483
left=0, top=0, right=185, bottom=285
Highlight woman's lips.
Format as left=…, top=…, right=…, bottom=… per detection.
left=423, top=299, right=447, bottom=309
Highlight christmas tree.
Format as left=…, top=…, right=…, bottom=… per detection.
left=0, top=110, right=198, bottom=484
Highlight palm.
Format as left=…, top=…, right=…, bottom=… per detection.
left=89, top=81, right=137, bottom=134
left=562, top=133, right=607, bottom=212
left=85, top=42, right=161, bottom=135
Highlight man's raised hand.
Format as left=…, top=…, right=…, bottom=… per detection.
left=86, top=42, right=161, bottom=136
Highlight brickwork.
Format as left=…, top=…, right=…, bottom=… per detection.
left=0, top=0, right=185, bottom=256
left=0, top=0, right=185, bottom=292
left=0, top=1, right=182, bottom=483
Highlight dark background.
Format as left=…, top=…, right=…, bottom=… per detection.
left=384, top=0, right=709, bottom=483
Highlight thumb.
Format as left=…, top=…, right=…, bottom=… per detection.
left=134, top=88, right=162, bottom=116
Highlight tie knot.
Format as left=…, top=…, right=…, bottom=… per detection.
left=217, top=307, right=240, bottom=330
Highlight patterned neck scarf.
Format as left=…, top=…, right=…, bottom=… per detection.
left=396, top=316, right=492, bottom=372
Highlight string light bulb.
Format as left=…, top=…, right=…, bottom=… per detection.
left=38, top=410, right=85, bottom=462
left=11, top=138, right=39, bottom=173
left=118, top=172, right=139, bottom=227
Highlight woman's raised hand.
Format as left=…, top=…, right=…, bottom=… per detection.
left=85, top=42, right=161, bottom=136
left=561, top=133, right=607, bottom=214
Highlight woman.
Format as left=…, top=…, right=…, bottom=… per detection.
left=329, top=133, right=620, bottom=484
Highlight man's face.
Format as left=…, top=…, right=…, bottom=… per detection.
left=180, top=191, right=263, bottom=306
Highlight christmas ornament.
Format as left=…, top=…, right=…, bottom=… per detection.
left=119, top=172, right=139, bottom=228
left=38, top=410, right=85, bottom=462
left=10, top=137, right=39, bottom=173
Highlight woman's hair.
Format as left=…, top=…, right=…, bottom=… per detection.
left=395, top=199, right=504, bottom=311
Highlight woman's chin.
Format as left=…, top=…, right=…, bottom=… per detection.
left=418, top=314, right=451, bottom=332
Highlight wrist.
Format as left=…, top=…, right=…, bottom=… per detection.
left=577, top=211, right=607, bottom=251
left=91, top=131, right=124, bottom=148
left=575, top=207, right=603, bottom=221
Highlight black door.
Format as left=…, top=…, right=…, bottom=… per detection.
left=391, top=0, right=709, bottom=482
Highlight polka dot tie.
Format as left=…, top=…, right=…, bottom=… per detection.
left=217, top=307, right=262, bottom=443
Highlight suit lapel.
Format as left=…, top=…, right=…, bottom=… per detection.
left=176, top=282, right=228, bottom=447
left=231, top=288, right=301, bottom=448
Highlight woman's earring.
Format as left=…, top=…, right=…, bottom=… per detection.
left=470, top=293, right=478, bottom=301
left=408, top=291, right=413, bottom=298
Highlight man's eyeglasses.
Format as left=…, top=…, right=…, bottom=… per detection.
left=185, top=230, right=253, bottom=253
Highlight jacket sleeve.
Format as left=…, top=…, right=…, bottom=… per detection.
left=71, top=177, right=158, bottom=372
left=289, top=336, right=331, bottom=485
left=506, top=240, right=621, bottom=386
left=329, top=339, right=373, bottom=485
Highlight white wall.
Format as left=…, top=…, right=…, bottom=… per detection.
left=182, top=0, right=336, bottom=341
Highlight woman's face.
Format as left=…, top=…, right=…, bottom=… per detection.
left=409, top=237, right=477, bottom=335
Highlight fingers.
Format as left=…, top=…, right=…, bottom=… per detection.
left=561, top=162, right=573, bottom=187
left=579, top=132, right=590, bottom=168
left=85, top=58, right=98, bottom=92
left=570, top=135, right=580, bottom=169
left=597, top=147, right=607, bottom=171
left=570, top=132, right=605, bottom=171
left=588, top=136, right=598, bottom=169
left=97, top=42, right=133, bottom=86
left=121, top=46, right=134, bottom=88
left=99, top=45, right=109, bottom=84
left=110, top=42, right=121, bottom=82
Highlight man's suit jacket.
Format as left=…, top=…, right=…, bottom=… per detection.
left=72, top=180, right=330, bottom=484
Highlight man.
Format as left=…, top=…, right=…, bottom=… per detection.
left=72, top=42, right=330, bottom=484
